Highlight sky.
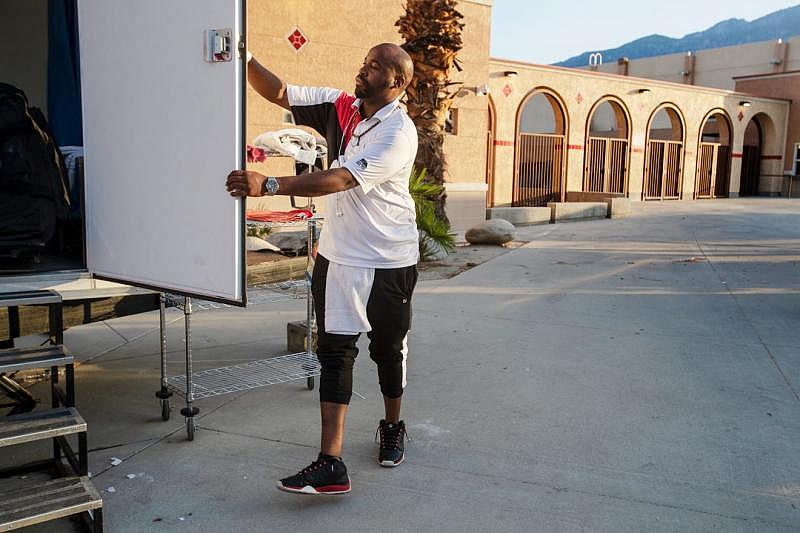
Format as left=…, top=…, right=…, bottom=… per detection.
left=490, top=1, right=800, bottom=65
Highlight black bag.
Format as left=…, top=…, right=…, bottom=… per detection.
left=0, top=83, right=70, bottom=251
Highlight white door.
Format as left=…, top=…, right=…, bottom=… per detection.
left=77, top=0, right=246, bottom=305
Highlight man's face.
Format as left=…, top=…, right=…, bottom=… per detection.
left=354, top=48, right=395, bottom=99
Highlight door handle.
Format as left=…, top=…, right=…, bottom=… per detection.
left=205, top=29, right=232, bottom=62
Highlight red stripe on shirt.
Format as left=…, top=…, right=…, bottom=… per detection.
left=334, top=92, right=361, bottom=151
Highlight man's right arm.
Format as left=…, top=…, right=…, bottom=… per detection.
left=247, top=56, right=290, bottom=110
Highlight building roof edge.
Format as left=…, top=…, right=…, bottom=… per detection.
left=488, top=56, right=791, bottom=105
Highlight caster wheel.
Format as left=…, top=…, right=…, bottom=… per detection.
left=306, top=376, right=314, bottom=390
left=186, top=417, right=196, bottom=441
left=161, top=399, right=171, bottom=421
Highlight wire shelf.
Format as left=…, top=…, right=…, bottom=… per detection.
left=166, top=352, right=319, bottom=400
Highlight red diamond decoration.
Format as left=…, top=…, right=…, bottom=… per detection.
left=502, top=84, right=512, bottom=97
left=576, top=93, right=584, bottom=104
left=737, top=110, right=744, bottom=122
left=287, top=28, right=307, bottom=51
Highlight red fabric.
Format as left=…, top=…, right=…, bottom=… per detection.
left=246, top=145, right=267, bottom=163
left=246, top=209, right=313, bottom=223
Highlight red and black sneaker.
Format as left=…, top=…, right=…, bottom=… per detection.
left=277, top=454, right=351, bottom=495
left=377, top=419, right=408, bottom=467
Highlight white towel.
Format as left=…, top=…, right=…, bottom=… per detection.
left=323, top=262, right=375, bottom=335
left=252, top=128, right=318, bottom=165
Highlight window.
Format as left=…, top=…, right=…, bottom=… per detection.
left=445, top=107, right=459, bottom=135
left=794, top=143, right=800, bottom=175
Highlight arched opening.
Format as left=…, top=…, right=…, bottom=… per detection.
left=486, top=96, right=496, bottom=207
left=584, top=97, right=630, bottom=195
left=740, top=118, right=762, bottom=196
left=513, top=89, right=567, bottom=206
left=695, top=111, right=732, bottom=198
left=643, top=105, right=684, bottom=200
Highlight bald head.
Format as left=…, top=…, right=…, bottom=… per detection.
left=354, top=43, right=415, bottom=105
left=373, top=43, right=414, bottom=91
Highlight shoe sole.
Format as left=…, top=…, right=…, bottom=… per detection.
left=276, top=481, right=351, bottom=495
left=378, top=455, right=404, bottom=468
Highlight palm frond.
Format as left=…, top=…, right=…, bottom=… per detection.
left=409, top=167, right=455, bottom=260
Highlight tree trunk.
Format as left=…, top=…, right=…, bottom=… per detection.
left=396, top=0, right=463, bottom=224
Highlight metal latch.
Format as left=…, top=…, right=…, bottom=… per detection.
left=204, top=29, right=232, bottom=62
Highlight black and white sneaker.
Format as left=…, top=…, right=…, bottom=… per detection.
left=376, top=419, right=408, bottom=467
left=277, top=454, right=351, bottom=495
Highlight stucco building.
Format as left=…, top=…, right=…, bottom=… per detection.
left=243, top=0, right=794, bottom=232
left=4, top=0, right=795, bottom=234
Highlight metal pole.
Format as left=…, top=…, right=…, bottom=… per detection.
left=306, top=219, right=314, bottom=355
left=185, top=296, right=193, bottom=403
left=155, top=293, right=172, bottom=420
left=181, top=296, right=198, bottom=439
left=159, top=294, right=167, bottom=391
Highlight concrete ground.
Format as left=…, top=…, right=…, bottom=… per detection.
left=4, top=198, right=800, bottom=532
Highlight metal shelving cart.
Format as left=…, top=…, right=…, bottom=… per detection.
left=155, top=216, right=322, bottom=440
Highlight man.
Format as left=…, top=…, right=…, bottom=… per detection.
left=226, top=43, right=419, bottom=495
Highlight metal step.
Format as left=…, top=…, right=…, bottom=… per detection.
left=0, top=475, right=102, bottom=531
left=0, top=408, right=86, bottom=448
left=0, top=290, right=61, bottom=308
left=0, top=345, right=72, bottom=373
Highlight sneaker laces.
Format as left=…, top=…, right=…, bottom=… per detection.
left=376, top=422, right=410, bottom=450
left=299, top=456, right=332, bottom=476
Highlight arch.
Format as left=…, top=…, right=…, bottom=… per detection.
left=739, top=112, right=780, bottom=197
left=583, top=96, right=631, bottom=195
left=695, top=109, right=733, bottom=198
left=740, top=117, right=762, bottom=196
left=486, top=95, right=497, bottom=207
left=512, top=87, right=569, bottom=206
left=643, top=103, right=686, bottom=200
left=750, top=111, right=779, bottom=154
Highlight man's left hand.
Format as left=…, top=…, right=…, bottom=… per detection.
left=226, top=170, right=266, bottom=197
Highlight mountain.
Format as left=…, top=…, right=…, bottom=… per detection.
left=555, top=5, right=800, bottom=67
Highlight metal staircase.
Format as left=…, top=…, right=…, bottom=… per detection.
left=0, top=290, right=103, bottom=532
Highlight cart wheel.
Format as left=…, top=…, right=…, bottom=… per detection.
left=186, top=417, right=196, bottom=441
left=160, top=399, right=171, bottom=421
left=306, top=376, right=314, bottom=390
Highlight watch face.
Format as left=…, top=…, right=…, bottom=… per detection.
left=266, top=177, right=279, bottom=194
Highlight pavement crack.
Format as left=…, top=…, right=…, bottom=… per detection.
left=83, top=316, right=184, bottom=364
left=89, top=437, right=160, bottom=453
left=88, top=390, right=251, bottom=479
left=195, top=425, right=315, bottom=450
left=103, top=321, right=129, bottom=342
left=693, top=234, right=800, bottom=404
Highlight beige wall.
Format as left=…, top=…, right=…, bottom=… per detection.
left=442, top=0, right=492, bottom=186
left=0, top=0, right=49, bottom=113
left=735, top=72, right=800, bottom=176
left=245, top=1, right=792, bottom=228
left=486, top=60, right=790, bottom=205
left=245, top=0, right=492, bottom=218
left=585, top=36, right=800, bottom=91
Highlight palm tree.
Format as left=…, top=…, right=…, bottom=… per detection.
left=396, top=0, right=464, bottom=223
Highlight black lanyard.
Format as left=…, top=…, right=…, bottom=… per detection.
left=351, top=120, right=381, bottom=147
left=339, top=104, right=399, bottom=156
left=340, top=118, right=381, bottom=156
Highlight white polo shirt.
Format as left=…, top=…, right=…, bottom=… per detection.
left=287, top=85, right=420, bottom=269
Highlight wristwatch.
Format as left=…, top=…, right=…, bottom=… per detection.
left=262, top=176, right=279, bottom=196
